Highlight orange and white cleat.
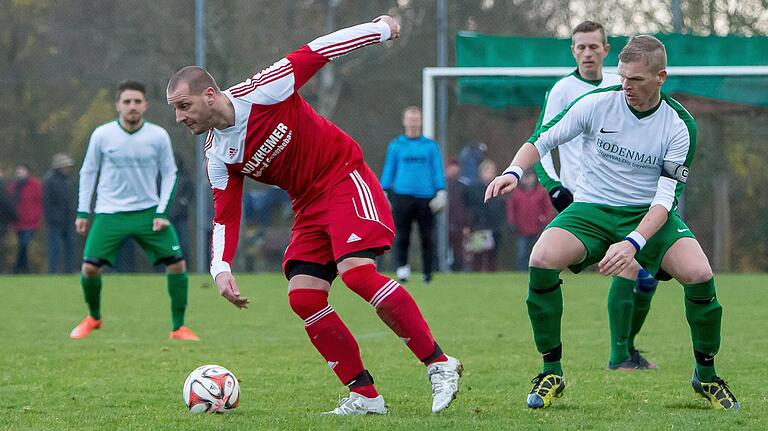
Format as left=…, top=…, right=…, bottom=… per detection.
left=170, top=326, right=199, bottom=341
left=70, top=316, right=102, bottom=339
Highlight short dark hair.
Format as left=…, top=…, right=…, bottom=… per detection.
left=167, top=66, right=219, bottom=95
left=572, top=20, right=607, bottom=45
left=619, top=35, right=667, bottom=73
left=116, top=80, right=146, bottom=100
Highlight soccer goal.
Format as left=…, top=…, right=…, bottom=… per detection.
left=423, top=66, right=768, bottom=273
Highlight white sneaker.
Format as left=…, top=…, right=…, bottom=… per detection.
left=396, top=265, right=411, bottom=282
left=322, top=392, right=388, bottom=415
left=427, top=355, right=463, bottom=413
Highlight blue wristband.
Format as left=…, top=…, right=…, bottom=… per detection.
left=503, top=165, right=523, bottom=181
left=624, top=236, right=641, bottom=252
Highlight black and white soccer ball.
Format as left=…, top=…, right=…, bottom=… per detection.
left=182, top=364, right=240, bottom=413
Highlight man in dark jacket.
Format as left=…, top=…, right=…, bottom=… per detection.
left=43, top=153, right=77, bottom=273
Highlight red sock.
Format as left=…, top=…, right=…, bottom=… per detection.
left=288, top=288, right=378, bottom=396
left=341, top=264, right=447, bottom=365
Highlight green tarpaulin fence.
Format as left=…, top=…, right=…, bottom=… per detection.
left=455, top=32, right=768, bottom=108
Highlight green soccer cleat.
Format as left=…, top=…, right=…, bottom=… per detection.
left=692, top=370, right=740, bottom=410
left=526, top=371, right=566, bottom=409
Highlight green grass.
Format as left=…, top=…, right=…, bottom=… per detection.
left=1, top=272, right=765, bottom=430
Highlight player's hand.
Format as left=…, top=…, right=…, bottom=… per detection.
left=373, top=15, right=400, bottom=40
left=215, top=272, right=250, bottom=309
left=75, top=218, right=89, bottom=235
left=484, top=174, right=518, bottom=202
left=549, top=186, right=574, bottom=212
left=153, top=218, right=170, bottom=231
left=598, top=241, right=637, bottom=276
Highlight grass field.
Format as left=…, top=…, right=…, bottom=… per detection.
left=1, top=272, right=765, bottom=430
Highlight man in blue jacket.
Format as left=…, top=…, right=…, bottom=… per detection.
left=381, top=106, right=446, bottom=283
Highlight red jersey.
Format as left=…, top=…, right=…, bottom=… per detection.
left=206, top=21, right=391, bottom=278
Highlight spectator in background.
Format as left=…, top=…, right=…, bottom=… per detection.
left=8, top=164, right=43, bottom=273
left=168, top=157, right=195, bottom=260
left=506, top=170, right=554, bottom=271
left=43, top=153, right=77, bottom=273
left=445, top=159, right=469, bottom=272
left=464, top=160, right=505, bottom=272
left=458, top=141, right=487, bottom=185
left=0, top=168, right=18, bottom=273
left=380, top=106, right=446, bottom=284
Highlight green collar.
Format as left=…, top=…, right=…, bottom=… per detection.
left=572, top=69, right=602, bottom=86
left=625, top=97, right=662, bottom=119
left=116, top=118, right=145, bottom=135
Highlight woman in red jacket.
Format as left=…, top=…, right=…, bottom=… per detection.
left=8, top=164, right=42, bottom=273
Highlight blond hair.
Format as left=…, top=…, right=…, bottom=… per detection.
left=619, top=35, right=667, bottom=73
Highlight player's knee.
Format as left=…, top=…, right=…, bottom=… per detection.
left=528, top=248, right=559, bottom=269
left=287, top=288, right=329, bottom=319
left=81, top=262, right=101, bottom=278
left=167, top=260, right=187, bottom=274
left=676, top=265, right=713, bottom=285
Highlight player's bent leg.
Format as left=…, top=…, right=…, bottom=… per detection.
left=525, top=228, right=584, bottom=408
left=338, top=256, right=462, bottom=413
left=287, top=262, right=385, bottom=414
left=164, top=259, right=198, bottom=341
left=661, top=238, right=737, bottom=409
left=71, top=262, right=104, bottom=339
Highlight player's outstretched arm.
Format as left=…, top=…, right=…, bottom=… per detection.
left=484, top=143, right=541, bottom=202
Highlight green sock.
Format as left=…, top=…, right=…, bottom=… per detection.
left=607, top=276, right=635, bottom=365
left=696, top=365, right=717, bottom=383
left=167, top=272, right=189, bottom=331
left=684, top=278, right=722, bottom=379
left=628, top=289, right=654, bottom=351
left=527, top=267, right=563, bottom=372
left=81, top=274, right=102, bottom=320
left=543, top=360, right=563, bottom=376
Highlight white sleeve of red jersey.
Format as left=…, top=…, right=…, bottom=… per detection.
left=207, top=151, right=244, bottom=279
left=227, top=21, right=391, bottom=105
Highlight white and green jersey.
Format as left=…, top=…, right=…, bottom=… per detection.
left=529, top=86, right=696, bottom=211
left=78, top=120, right=178, bottom=217
left=534, top=70, right=622, bottom=192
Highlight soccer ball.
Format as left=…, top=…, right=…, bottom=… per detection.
left=182, top=364, right=240, bottom=413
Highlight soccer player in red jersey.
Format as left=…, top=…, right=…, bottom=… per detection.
left=167, top=15, right=462, bottom=415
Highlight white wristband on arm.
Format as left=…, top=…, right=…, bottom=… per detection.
left=624, top=230, right=646, bottom=252
left=502, top=165, right=524, bottom=181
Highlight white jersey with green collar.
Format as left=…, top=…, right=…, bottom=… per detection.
left=528, top=86, right=697, bottom=211
left=78, top=120, right=178, bottom=216
left=534, top=71, right=622, bottom=192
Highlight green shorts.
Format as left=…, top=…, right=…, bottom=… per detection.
left=546, top=202, right=695, bottom=277
left=83, top=207, right=183, bottom=266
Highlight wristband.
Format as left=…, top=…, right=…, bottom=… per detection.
left=624, top=230, right=646, bottom=252
left=502, top=165, right=524, bottom=181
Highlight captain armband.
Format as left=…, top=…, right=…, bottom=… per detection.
left=661, top=161, right=689, bottom=183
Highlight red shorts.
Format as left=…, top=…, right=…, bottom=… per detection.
left=282, top=164, right=395, bottom=278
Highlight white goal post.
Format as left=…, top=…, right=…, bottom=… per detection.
left=422, top=65, right=768, bottom=271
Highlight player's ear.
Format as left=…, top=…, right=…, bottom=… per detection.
left=657, top=69, right=667, bottom=86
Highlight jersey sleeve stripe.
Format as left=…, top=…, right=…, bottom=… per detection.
left=229, top=61, right=292, bottom=93
left=314, top=33, right=380, bottom=55
left=316, top=34, right=381, bottom=58
left=322, top=38, right=381, bottom=60
left=230, top=65, right=294, bottom=98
